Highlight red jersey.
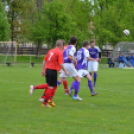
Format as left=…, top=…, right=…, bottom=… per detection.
left=44, top=47, right=63, bottom=71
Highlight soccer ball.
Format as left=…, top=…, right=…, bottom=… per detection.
left=123, top=29, right=130, bottom=36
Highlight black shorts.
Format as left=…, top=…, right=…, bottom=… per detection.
left=45, top=69, right=57, bottom=87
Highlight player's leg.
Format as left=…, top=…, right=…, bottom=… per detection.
left=48, top=86, right=57, bottom=107
left=42, top=69, right=57, bottom=108
left=88, top=61, right=93, bottom=77
left=86, top=74, right=98, bottom=96
left=69, top=66, right=82, bottom=100
left=57, top=63, right=69, bottom=94
left=93, top=61, right=99, bottom=87
left=63, top=78, right=69, bottom=95
left=89, top=72, right=92, bottom=76
left=29, top=84, right=48, bottom=96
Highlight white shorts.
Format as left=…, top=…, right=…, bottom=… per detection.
left=88, top=61, right=99, bottom=72
left=60, top=63, right=78, bottom=77
left=77, top=70, right=89, bottom=78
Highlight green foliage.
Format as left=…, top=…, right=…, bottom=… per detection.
left=0, top=2, right=10, bottom=41
left=93, top=0, right=134, bottom=47
left=5, top=0, right=35, bottom=43
left=27, top=0, right=75, bottom=47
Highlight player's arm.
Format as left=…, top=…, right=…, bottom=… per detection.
left=87, top=57, right=99, bottom=61
left=58, top=52, right=68, bottom=75
left=60, top=64, right=68, bottom=75
left=42, top=56, right=47, bottom=77
left=68, top=47, right=77, bottom=64
left=86, top=50, right=99, bottom=61
left=68, top=55, right=77, bottom=63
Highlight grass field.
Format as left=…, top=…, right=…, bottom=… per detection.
left=0, top=64, right=134, bottom=134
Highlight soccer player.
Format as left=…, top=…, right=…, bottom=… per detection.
left=69, top=41, right=98, bottom=98
left=29, top=40, right=68, bottom=108
left=61, top=40, right=70, bottom=95
left=57, top=36, right=82, bottom=101
left=31, top=40, right=69, bottom=102
left=88, top=40, right=101, bottom=87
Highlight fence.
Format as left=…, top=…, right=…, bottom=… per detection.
left=101, top=50, right=113, bottom=57
left=0, top=46, right=48, bottom=55
left=0, top=46, right=113, bottom=56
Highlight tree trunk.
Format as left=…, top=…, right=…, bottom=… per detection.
left=11, top=1, right=15, bottom=56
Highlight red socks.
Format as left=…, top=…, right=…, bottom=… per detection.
left=51, top=87, right=57, bottom=97
left=63, top=81, right=68, bottom=93
left=34, top=84, right=48, bottom=90
left=44, top=88, right=52, bottom=104
left=41, top=89, right=48, bottom=99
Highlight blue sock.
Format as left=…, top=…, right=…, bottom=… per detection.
left=88, top=80, right=94, bottom=94
left=57, top=81, right=61, bottom=86
left=70, top=81, right=76, bottom=91
left=74, top=81, right=80, bottom=97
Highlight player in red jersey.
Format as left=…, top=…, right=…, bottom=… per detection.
left=29, top=40, right=68, bottom=108
left=32, top=40, right=70, bottom=102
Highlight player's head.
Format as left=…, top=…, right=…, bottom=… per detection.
left=70, top=36, right=77, bottom=46
left=119, top=53, right=123, bottom=56
left=83, top=41, right=89, bottom=49
left=56, top=40, right=64, bottom=50
left=90, top=40, right=95, bottom=48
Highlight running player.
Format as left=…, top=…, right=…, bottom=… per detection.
left=31, top=40, right=69, bottom=102
left=57, top=36, right=82, bottom=101
left=29, top=40, right=68, bottom=108
left=88, top=40, right=101, bottom=87
left=69, top=41, right=98, bottom=98
left=61, top=40, right=70, bottom=95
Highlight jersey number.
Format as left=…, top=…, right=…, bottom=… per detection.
left=49, top=52, right=54, bottom=61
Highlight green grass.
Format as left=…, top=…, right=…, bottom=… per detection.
left=0, top=64, right=134, bottom=134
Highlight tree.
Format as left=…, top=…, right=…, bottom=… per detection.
left=27, top=0, right=75, bottom=50
left=5, top=0, right=35, bottom=54
left=92, top=0, right=134, bottom=47
left=65, top=0, right=93, bottom=47
left=0, top=2, right=10, bottom=41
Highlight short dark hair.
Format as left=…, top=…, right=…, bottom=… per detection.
left=70, top=36, right=77, bottom=45
left=83, top=41, right=89, bottom=47
left=90, top=40, right=95, bottom=44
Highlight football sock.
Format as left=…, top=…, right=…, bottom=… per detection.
left=94, top=72, right=97, bottom=86
left=44, top=88, right=52, bottom=104
left=57, top=81, right=61, bottom=86
left=74, top=81, right=80, bottom=97
left=51, top=86, right=57, bottom=99
left=70, top=81, right=76, bottom=91
left=41, top=89, right=48, bottom=98
left=88, top=80, right=94, bottom=93
left=63, top=81, right=68, bottom=93
left=34, top=84, right=48, bottom=90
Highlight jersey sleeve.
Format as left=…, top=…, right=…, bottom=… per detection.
left=58, top=51, right=64, bottom=65
left=69, top=46, right=76, bottom=56
left=84, top=49, right=90, bottom=58
left=44, top=54, right=48, bottom=61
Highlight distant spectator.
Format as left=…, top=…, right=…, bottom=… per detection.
left=108, top=54, right=115, bottom=68
left=126, top=53, right=132, bottom=64
left=118, top=53, right=130, bottom=67
left=130, top=54, right=134, bottom=67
